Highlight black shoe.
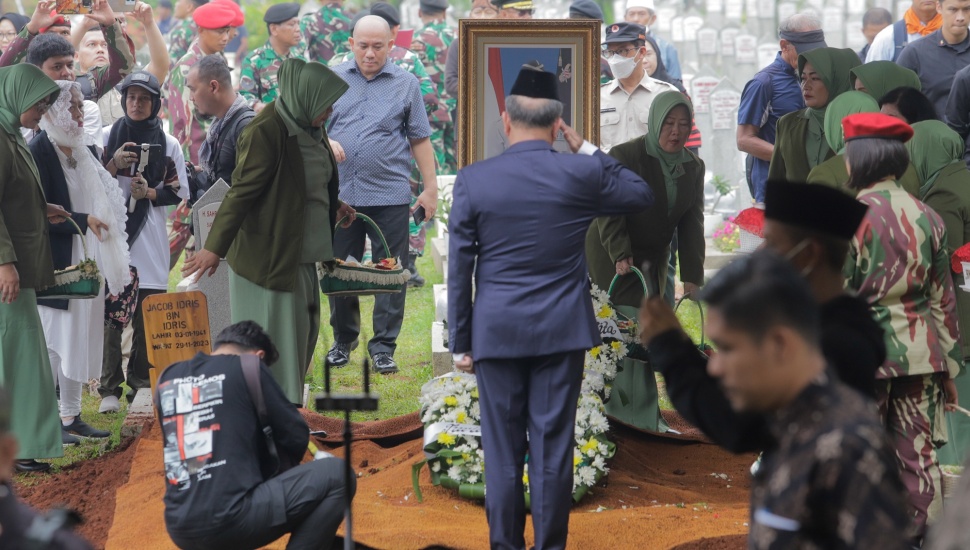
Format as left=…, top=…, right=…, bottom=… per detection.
left=326, top=340, right=358, bottom=367
left=15, top=460, right=50, bottom=473
left=372, top=353, right=399, bottom=375
left=407, top=271, right=425, bottom=288
left=63, top=416, right=110, bottom=438
left=61, top=428, right=80, bottom=446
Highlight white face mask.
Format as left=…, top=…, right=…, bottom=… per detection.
left=784, top=239, right=817, bottom=278
left=608, top=51, right=639, bottom=80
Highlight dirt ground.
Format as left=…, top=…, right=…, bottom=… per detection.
left=18, top=411, right=755, bottom=550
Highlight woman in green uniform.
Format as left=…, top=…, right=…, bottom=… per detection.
left=850, top=61, right=922, bottom=102
left=807, top=91, right=921, bottom=195
left=0, top=64, right=65, bottom=472
left=768, top=47, right=861, bottom=182
left=183, top=58, right=356, bottom=405
left=586, top=91, right=705, bottom=432
left=907, top=120, right=970, bottom=467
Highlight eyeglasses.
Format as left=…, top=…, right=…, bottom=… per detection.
left=0, top=32, right=16, bottom=40
left=603, top=46, right=638, bottom=59
left=470, top=6, right=498, bottom=17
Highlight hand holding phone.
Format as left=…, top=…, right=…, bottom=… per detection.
left=412, top=205, right=427, bottom=226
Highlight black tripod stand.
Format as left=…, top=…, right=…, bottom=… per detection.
left=315, top=350, right=378, bottom=550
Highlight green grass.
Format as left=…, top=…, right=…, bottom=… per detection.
left=657, top=298, right=706, bottom=411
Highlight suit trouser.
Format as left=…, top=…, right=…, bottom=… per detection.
left=329, top=205, right=409, bottom=356
left=100, top=288, right=165, bottom=399
left=475, top=351, right=585, bottom=550
left=167, top=457, right=354, bottom=550
left=876, top=373, right=947, bottom=537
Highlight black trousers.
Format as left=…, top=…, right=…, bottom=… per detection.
left=99, top=288, right=165, bottom=399
left=167, top=458, right=354, bottom=550
left=329, top=204, right=410, bottom=357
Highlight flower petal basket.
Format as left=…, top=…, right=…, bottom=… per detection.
left=36, top=217, right=103, bottom=300
left=318, top=213, right=411, bottom=297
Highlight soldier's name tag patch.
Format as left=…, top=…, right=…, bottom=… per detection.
left=600, top=107, right=617, bottom=113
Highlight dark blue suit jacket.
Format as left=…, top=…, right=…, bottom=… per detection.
left=447, top=140, right=654, bottom=360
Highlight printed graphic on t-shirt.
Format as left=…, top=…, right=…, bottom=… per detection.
left=159, top=374, right=226, bottom=490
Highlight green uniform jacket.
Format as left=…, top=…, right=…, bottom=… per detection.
left=203, top=102, right=340, bottom=292
left=921, top=162, right=970, bottom=360
left=585, top=138, right=706, bottom=307
left=768, top=109, right=834, bottom=183
left=0, top=131, right=54, bottom=290
left=807, top=154, right=922, bottom=197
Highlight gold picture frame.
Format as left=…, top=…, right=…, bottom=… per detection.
left=457, top=19, right=601, bottom=168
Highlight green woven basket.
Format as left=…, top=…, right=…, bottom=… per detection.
left=36, top=217, right=103, bottom=300
left=607, top=267, right=650, bottom=361
left=319, top=213, right=411, bottom=297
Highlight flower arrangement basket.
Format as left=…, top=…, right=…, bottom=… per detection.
left=318, top=213, right=411, bottom=297
left=36, top=217, right=103, bottom=300
left=674, top=296, right=713, bottom=358
left=734, top=207, right=765, bottom=253
left=607, top=266, right=650, bottom=362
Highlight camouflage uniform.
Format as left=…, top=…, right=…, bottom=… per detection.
left=167, top=18, right=196, bottom=69
left=413, top=19, right=457, bottom=175
left=845, top=179, right=962, bottom=536
left=168, top=41, right=213, bottom=166
left=299, top=2, right=351, bottom=64
left=239, top=45, right=306, bottom=108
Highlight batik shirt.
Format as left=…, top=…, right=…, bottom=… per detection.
left=298, top=2, right=351, bottom=64
left=239, top=44, right=306, bottom=108
left=751, top=371, right=912, bottom=550
left=168, top=41, right=212, bottom=165
left=0, top=21, right=135, bottom=100
left=330, top=46, right=438, bottom=116
left=412, top=20, right=455, bottom=125
left=845, top=179, right=962, bottom=379
left=167, top=18, right=196, bottom=69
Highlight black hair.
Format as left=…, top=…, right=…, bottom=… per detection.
left=878, top=86, right=938, bottom=124
left=213, top=321, right=280, bottom=366
left=862, top=7, right=893, bottom=27
left=781, top=224, right=851, bottom=271
left=191, top=54, right=232, bottom=89
left=700, top=249, right=820, bottom=345
left=844, top=137, right=909, bottom=191
left=26, top=32, right=74, bottom=67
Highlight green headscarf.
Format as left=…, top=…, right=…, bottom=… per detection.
left=849, top=61, right=921, bottom=102
left=823, top=91, right=879, bottom=154
left=277, top=58, right=349, bottom=139
left=644, top=91, right=694, bottom=212
left=0, top=64, right=59, bottom=136
left=798, top=48, right=862, bottom=168
left=907, top=120, right=965, bottom=194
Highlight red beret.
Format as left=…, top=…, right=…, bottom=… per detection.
left=842, top=112, right=913, bottom=143
left=193, top=2, right=236, bottom=29
left=212, top=0, right=244, bottom=27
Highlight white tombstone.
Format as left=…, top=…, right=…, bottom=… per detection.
left=691, top=73, right=722, bottom=113
left=725, top=0, right=743, bottom=20
left=777, top=2, right=798, bottom=23
left=823, top=7, right=846, bottom=48
left=671, top=16, right=685, bottom=43
left=698, top=27, right=719, bottom=56
left=683, top=15, right=705, bottom=41
left=735, top=33, right=758, bottom=64
left=706, top=0, right=723, bottom=14
left=757, top=42, right=777, bottom=69
left=190, top=179, right=232, bottom=338
left=657, top=7, right=677, bottom=32
left=720, top=27, right=740, bottom=57
left=710, top=82, right=743, bottom=131
left=757, top=0, right=775, bottom=19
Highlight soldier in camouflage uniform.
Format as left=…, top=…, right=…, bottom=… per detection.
left=841, top=113, right=962, bottom=539
left=299, top=0, right=352, bottom=64
left=239, top=3, right=305, bottom=112
left=412, top=0, right=456, bottom=175
left=167, top=0, right=207, bottom=68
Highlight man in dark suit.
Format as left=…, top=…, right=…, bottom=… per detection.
left=447, top=67, right=654, bottom=550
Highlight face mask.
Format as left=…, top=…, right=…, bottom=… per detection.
left=784, top=239, right=817, bottom=278
left=608, top=51, right=639, bottom=80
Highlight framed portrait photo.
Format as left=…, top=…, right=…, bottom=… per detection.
left=457, top=19, right=601, bottom=168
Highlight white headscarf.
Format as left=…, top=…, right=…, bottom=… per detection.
left=40, top=80, right=131, bottom=294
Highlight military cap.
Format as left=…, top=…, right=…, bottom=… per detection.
left=490, top=0, right=534, bottom=10
left=264, top=2, right=300, bottom=24
left=420, top=0, right=449, bottom=13
left=193, top=1, right=236, bottom=29
left=570, top=0, right=603, bottom=19
left=510, top=66, right=559, bottom=101
left=764, top=180, right=868, bottom=240
left=843, top=112, right=913, bottom=143
left=370, top=2, right=400, bottom=26
left=603, top=21, right=646, bottom=44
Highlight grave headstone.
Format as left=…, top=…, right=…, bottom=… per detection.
left=823, top=7, right=845, bottom=48
left=698, top=27, right=719, bottom=56
left=720, top=27, right=739, bottom=57
left=671, top=15, right=685, bottom=43
left=143, top=290, right=211, bottom=387
left=656, top=6, right=676, bottom=33
left=777, top=2, right=797, bottom=23
left=706, top=0, right=723, bottom=14
left=710, top=82, right=742, bottom=131
left=190, top=179, right=232, bottom=338
left=756, top=0, right=774, bottom=19
left=691, top=72, right=722, bottom=113
left=725, top=0, right=743, bottom=20
left=757, top=42, right=777, bottom=69
left=706, top=79, right=746, bottom=213
left=847, top=0, right=865, bottom=14
left=734, top=33, right=758, bottom=64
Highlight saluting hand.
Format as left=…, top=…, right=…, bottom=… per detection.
left=558, top=120, right=584, bottom=153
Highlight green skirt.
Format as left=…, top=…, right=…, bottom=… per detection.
left=936, top=368, right=970, bottom=466
left=0, top=289, right=63, bottom=459
left=604, top=304, right=670, bottom=433
left=229, top=265, right=320, bottom=405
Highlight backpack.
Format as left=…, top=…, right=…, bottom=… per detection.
left=891, top=19, right=909, bottom=62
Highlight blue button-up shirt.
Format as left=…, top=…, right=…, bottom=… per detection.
left=737, top=53, right=804, bottom=202
left=328, top=59, right=432, bottom=207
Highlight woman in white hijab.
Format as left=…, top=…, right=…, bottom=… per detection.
left=31, top=80, right=130, bottom=443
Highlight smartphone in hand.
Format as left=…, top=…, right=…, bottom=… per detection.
left=412, top=205, right=427, bottom=226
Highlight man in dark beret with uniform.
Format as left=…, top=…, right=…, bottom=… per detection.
left=448, top=66, right=653, bottom=550
left=239, top=2, right=305, bottom=113
left=569, top=0, right=603, bottom=19
left=493, top=0, right=534, bottom=18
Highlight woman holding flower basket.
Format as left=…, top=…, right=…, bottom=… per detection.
left=586, top=91, right=705, bottom=432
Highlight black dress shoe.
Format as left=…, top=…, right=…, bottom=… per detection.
left=372, top=353, right=399, bottom=375
left=325, top=340, right=358, bottom=367
left=15, top=460, right=51, bottom=473
left=63, top=416, right=110, bottom=438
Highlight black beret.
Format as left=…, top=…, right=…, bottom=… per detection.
left=370, top=1, right=400, bottom=26
left=570, top=0, right=603, bottom=19
left=419, top=0, right=449, bottom=12
left=264, top=2, right=301, bottom=24
left=764, top=180, right=868, bottom=240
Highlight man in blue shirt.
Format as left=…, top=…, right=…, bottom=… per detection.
left=737, top=13, right=825, bottom=204
left=327, top=15, right=437, bottom=375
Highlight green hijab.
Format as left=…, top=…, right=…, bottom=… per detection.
left=0, top=64, right=59, bottom=136
left=823, top=91, right=879, bottom=154
left=907, top=120, right=965, bottom=195
left=277, top=58, right=349, bottom=140
left=850, top=61, right=921, bottom=102
left=644, top=91, right=694, bottom=212
left=798, top=48, right=862, bottom=168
